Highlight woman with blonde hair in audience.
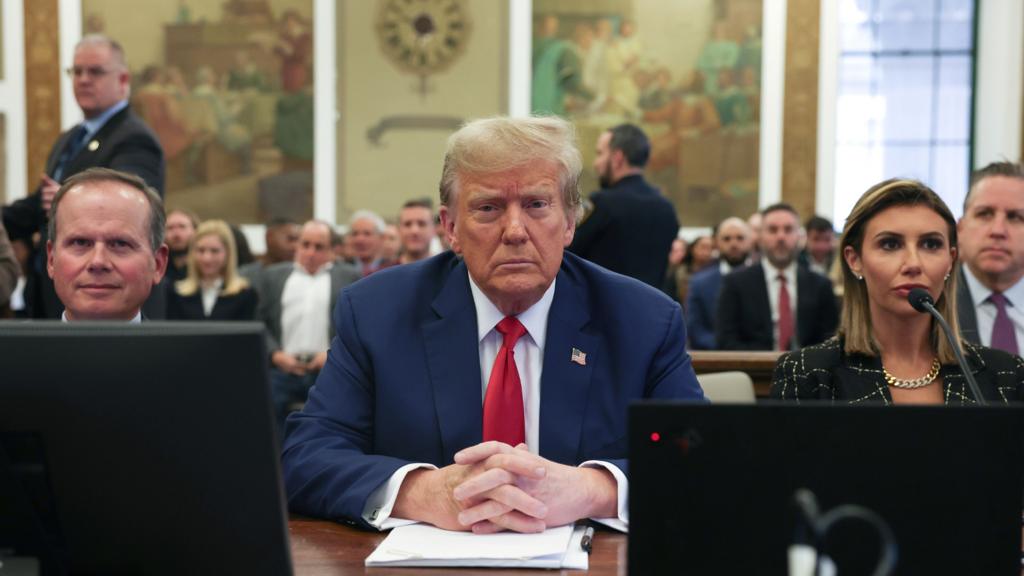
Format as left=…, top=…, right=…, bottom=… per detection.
left=167, top=219, right=258, bottom=320
left=772, top=178, right=1024, bottom=403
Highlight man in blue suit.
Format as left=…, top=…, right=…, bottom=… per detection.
left=281, top=116, right=704, bottom=534
left=686, top=216, right=752, bottom=349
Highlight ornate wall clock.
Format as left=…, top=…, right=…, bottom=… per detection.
left=375, top=0, right=472, bottom=94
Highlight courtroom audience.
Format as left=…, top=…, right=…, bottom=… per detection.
left=397, top=198, right=437, bottom=264
left=799, top=215, right=837, bottom=277
left=46, top=167, right=167, bottom=322
left=686, top=217, right=752, bottom=349
left=716, top=203, right=838, bottom=350
left=380, top=222, right=401, bottom=263
left=167, top=219, right=258, bottom=321
left=348, top=210, right=394, bottom=276
left=238, top=217, right=300, bottom=283
left=746, top=210, right=763, bottom=262
left=955, top=161, right=1024, bottom=354
left=666, top=234, right=713, bottom=305
left=772, top=178, right=1024, bottom=403
left=230, top=223, right=255, bottom=268
left=164, top=208, right=199, bottom=281
left=255, top=220, right=360, bottom=431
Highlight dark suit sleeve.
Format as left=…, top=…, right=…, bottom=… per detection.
left=257, top=272, right=283, bottom=354
left=567, top=195, right=609, bottom=257
left=2, top=193, right=44, bottom=242
left=715, top=273, right=748, bottom=350
left=647, top=302, right=705, bottom=403
left=0, top=220, right=18, bottom=304
left=603, top=301, right=706, bottom=475
left=107, top=130, right=165, bottom=195
left=685, top=277, right=716, bottom=350
left=164, top=286, right=185, bottom=320
left=281, top=289, right=413, bottom=528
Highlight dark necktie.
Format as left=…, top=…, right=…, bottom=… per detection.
left=777, top=274, right=794, bottom=351
left=988, top=292, right=1018, bottom=355
left=483, top=316, right=527, bottom=446
left=52, top=125, right=89, bottom=181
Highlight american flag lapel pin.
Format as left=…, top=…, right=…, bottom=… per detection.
left=571, top=347, right=587, bottom=366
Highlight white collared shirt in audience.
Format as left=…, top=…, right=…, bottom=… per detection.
left=281, top=262, right=333, bottom=356
left=200, top=278, right=224, bottom=317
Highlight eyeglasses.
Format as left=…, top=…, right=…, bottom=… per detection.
left=65, top=66, right=115, bottom=79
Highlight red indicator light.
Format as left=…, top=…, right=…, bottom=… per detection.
left=650, top=432, right=661, bottom=442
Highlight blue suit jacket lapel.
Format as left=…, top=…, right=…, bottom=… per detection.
left=539, top=267, right=599, bottom=464
left=421, top=261, right=485, bottom=463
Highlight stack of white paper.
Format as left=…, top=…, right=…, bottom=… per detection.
left=364, top=523, right=590, bottom=569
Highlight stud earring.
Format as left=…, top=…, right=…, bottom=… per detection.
left=944, top=272, right=950, bottom=281
left=855, top=274, right=863, bottom=281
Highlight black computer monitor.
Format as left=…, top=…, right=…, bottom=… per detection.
left=0, top=322, right=292, bottom=575
left=629, top=402, right=1024, bottom=576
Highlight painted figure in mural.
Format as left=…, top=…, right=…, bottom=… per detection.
left=604, top=19, right=643, bottom=119
left=134, top=65, right=194, bottom=162
left=531, top=14, right=590, bottom=117
left=642, top=70, right=722, bottom=172
left=271, top=10, right=315, bottom=166
left=275, top=9, right=313, bottom=94
left=193, top=66, right=253, bottom=173
left=696, top=21, right=739, bottom=95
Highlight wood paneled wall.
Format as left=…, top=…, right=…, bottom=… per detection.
left=781, top=0, right=820, bottom=219
left=24, top=0, right=61, bottom=194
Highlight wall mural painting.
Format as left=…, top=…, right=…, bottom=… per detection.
left=532, top=0, right=763, bottom=227
left=83, top=0, right=315, bottom=224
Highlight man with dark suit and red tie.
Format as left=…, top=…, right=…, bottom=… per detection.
left=716, top=203, right=838, bottom=351
left=281, top=116, right=704, bottom=534
left=2, top=34, right=164, bottom=318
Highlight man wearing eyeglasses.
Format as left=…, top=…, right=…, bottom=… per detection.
left=2, top=34, right=165, bottom=318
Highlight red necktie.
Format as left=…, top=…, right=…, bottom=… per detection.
left=483, top=316, right=527, bottom=445
left=777, top=274, right=794, bottom=351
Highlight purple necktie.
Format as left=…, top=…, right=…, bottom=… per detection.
left=989, top=292, right=1019, bottom=355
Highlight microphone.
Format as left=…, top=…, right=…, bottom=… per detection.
left=906, top=288, right=986, bottom=405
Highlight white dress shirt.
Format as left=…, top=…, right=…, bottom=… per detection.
left=762, top=261, right=798, bottom=349
left=200, top=278, right=223, bottom=317
left=280, top=263, right=332, bottom=355
left=61, top=310, right=142, bottom=323
left=361, top=275, right=629, bottom=532
left=961, top=266, right=1024, bottom=347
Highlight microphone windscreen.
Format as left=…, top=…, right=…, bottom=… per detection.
left=908, top=287, right=934, bottom=313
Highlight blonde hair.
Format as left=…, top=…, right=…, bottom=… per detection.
left=439, top=115, right=583, bottom=221
left=175, top=220, right=249, bottom=297
left=838, top=178, right=961, bottom=364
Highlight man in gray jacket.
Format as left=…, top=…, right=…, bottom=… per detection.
left=256, top=219, right=360, bottom=430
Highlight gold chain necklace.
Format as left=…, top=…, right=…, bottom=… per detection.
left=883, top=358, right=941, bottom=389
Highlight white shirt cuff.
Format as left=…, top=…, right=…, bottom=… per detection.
left=579, top=460, right=629, bottom=532
left=360, top=462, right=437, bottom=530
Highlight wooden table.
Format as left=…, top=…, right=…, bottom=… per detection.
left=289, top=518, right=627, bottom=575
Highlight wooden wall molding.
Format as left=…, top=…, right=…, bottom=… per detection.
left=24, top=0, right=61, bottom=195
left=781, top=0, right=820, bottom=219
